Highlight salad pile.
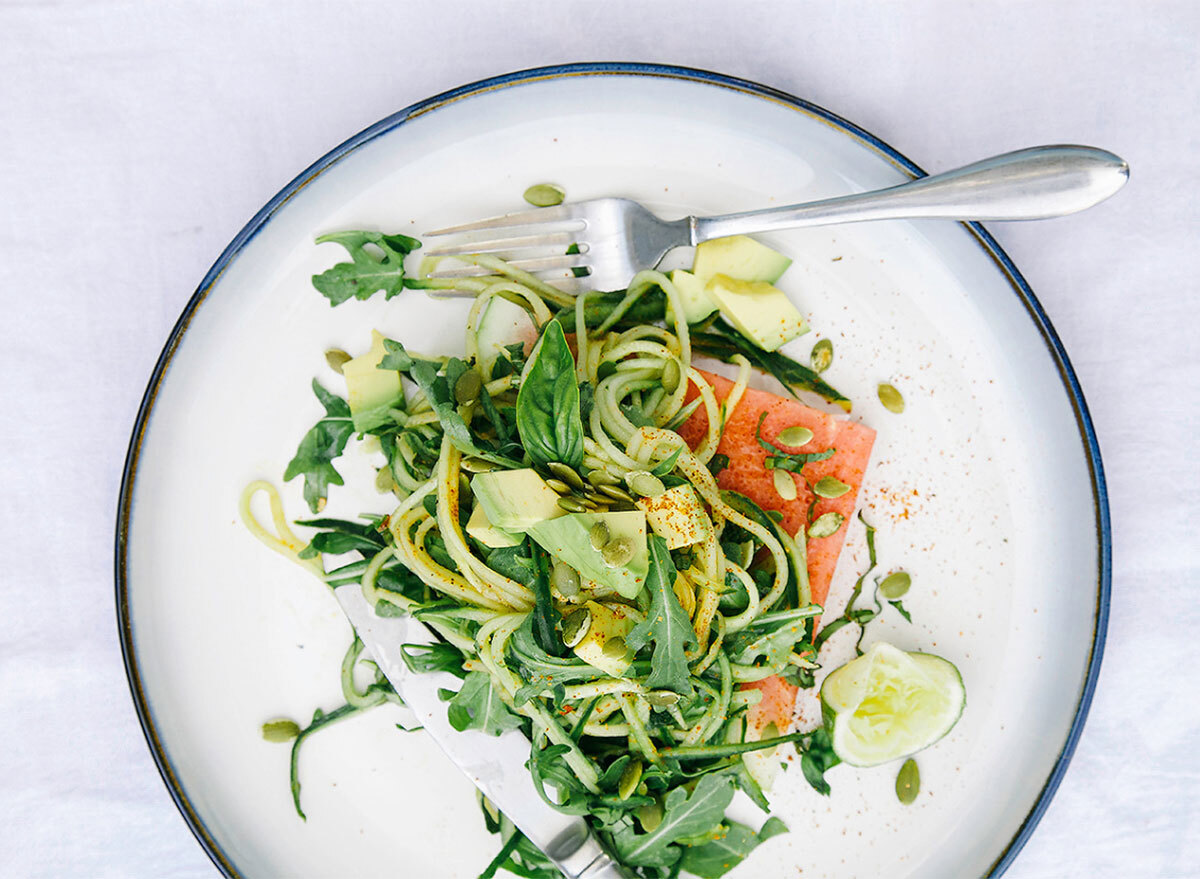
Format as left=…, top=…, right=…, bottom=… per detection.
left=243, top=215, right=964, bottom=879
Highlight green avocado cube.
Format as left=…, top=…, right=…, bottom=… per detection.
left=470, top=469, right=565, bottom=532
left=705, top=274, right=808, bottom=352
left=692, top=235, right=792, bottom=284
left=572, top=600, right=637, bottom=678
left=464, top=504, right=522, bottom=548
left=668, top=269, right=719, bottom=324
left=527, top=510, right=649, bottom=599
left=343, top=330, right=405, bottom=432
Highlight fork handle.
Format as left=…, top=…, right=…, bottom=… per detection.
left=690, top=145, right=1128, bottom=242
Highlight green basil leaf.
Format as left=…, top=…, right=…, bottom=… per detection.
left=516, top=321, right=584, bottom=469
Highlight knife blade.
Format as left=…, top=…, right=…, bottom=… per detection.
left=334, top=582, right=630, bottom=879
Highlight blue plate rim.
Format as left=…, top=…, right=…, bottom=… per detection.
left=114, top=60, right=1111, bottom=879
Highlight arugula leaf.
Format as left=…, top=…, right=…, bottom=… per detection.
left=442, top=671, right=523, bottom=736
left=294, top=516, right=387, bottom=559
left=400, top=642, right=467, bottom=678
left=530, top=543, right=566, bottom=657
left=410, top=359, right=521, bottom=468
left=626, top=536, right=697, bottom=695
left=890, top=599, right=913, bottom=623
left=378, top=337, right=415, bottom=371
left=725, top=607, right=820, bottom=668
left=484, top=543, right=536, bottom=586
left=312, top=231, right=420, bottom=306
left=611, top=774, right=735, bottom=866
left=679, top=817, right=789, bottom=878
left=507, top=616, right=608, bottom=699
left=516, top=321, right=584, bottom=469
left=283, top=380, right=355, bottom=513
left=691, top=318, right=851, bottom=410
left=799, top=726, right=841, bottom=796
left=489, top=342, right=527, bottom=380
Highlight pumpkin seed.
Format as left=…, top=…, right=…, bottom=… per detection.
left=808, top=511, right=846, bottom=539
left=617, top=759, right=643, bottom=800
left=896, top=758, right=920, bottom=805
left=548, top=462, right=585, bottom=490
left=587, top=469, right=621, bottom=487
left=626, top=470, right=665, bottom=498
left=578, top=496, right=602, bottom=511
left=454, top=370, right=482, bottom=405
left=523, top=183, right=566, bottom=207
left=561, top=607, right=591, bottom=647
left=645, top=690, right=680, bottom=709
left=598, top=484, right=635, bottom=503
left=545, top=478, right=572, bottom=495
left=461, top=456, right=501, bottom=473
left=589, top=521, right=611, bottom=551
left=637, top=800, right=664, bottom=833
left=661, top=359, right=682, bottom=393
left=260, top=719, right=300, bottom=742
left=773, top=468, right=798, bottom=501
left=812, top=475, right=851, bottom=499
left=552, top=561, right=581, bottom=597
left=810, top=338, right=834, bottom=373
left=776, top=425, right=814, bottom=447
left=557, top=496, right=589, bottom=513
left=878, top=382, right=905, bottom=413
left=879, top=571, right=911, bottom=599
left=601, top=537, right=635, bottom=568
left=602, top=636, right=628, bottom=659
left=374, top=466, right=394, bottom=493
left=324, top=348, right=352, bottom=374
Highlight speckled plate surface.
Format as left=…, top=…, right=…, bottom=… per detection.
left=117, top=64, right=1108, bottom=878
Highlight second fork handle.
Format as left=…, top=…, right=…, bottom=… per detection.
left=690, top=145, right=1128, bottom=243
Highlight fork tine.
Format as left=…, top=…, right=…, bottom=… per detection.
left=425, top=203, right=583, bottom=236
left=424, top=231, right=577, bottom=257
left=428, top=253, right=589, bottom=279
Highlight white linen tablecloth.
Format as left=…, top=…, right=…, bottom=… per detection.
left=1, top=1, right=1196, bottom=876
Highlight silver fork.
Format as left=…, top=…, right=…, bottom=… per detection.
left=424, top=145, right=1128, bottom=293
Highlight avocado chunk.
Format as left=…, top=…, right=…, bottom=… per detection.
left=692, top=235, right=792, bottom=284
left=343, top=331, right=405, bottom=432
left=471, top=469, right=565, bottom=532
left=464, top=503, right=522, bottom=548
left=635, top=485, right=713, bottom=549
left=571, top=600, right=637, bottom=678
left=668, top=269, right=719, bottom=324
left=527, top=510, right=648, bottom=599
left=705, top=274, right=808, bottom=352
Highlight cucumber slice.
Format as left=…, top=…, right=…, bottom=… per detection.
left=820, top=642, right=964, bottom=767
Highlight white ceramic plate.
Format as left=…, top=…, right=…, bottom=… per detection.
left=118, top=64, right=1109, bottom=878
